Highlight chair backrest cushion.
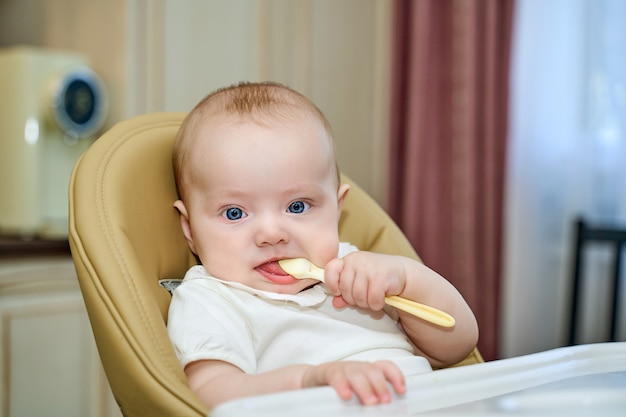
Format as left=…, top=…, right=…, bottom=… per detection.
left=70, top=113, right=205, bottom=416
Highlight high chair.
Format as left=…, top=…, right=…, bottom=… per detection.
left=68, top=112, right=483, bottom=417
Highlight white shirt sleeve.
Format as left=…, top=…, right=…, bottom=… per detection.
left=167, top=276, right=258, bottom=373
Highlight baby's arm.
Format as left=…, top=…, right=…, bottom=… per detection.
left=185, top=358, right=406, bottom=408
left=324, top=251, right=479, bottom=368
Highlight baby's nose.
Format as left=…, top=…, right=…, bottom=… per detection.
left=254, top=214, right=290, bottom=246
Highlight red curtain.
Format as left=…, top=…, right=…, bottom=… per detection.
left=388, top=0, right=514, bottom=361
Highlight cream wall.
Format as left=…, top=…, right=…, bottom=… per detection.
left=157, top=0, right=392, bottom=204
left=14, top=0, right=392, bottom=205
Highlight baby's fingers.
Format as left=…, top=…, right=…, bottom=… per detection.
left=345, top=372, right=388, bottom=405
left=329, top=368, right=390, bottom=405
left=323, top=258, right=345, bottom=296
left=340, top=362, right=404, bottom=406
left=332, top=295, right=349, bottom=309
left=375, top=360, right=407, bottom=396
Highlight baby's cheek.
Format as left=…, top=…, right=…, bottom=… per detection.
left=313, top=241, right=340, bottom=266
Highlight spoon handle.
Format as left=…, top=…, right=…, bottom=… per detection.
left=383, top=295, right=455, bottom=327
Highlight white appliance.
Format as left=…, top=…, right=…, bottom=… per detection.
left=0, top=46, right=108, bottom=239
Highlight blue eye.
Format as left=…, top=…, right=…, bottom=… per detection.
left=288, top=200, right=310, bottom=214
left=223, top=207, right=246, bottom=220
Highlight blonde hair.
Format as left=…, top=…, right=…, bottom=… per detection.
left=172, top=81, right=339, bottom=201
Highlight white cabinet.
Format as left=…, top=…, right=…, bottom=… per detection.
left=0, top=256, right=121, bottom=417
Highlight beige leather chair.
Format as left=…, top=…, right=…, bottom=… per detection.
left=69, top=113, right=483, bottom=417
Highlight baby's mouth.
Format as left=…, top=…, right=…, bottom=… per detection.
left=255, top=260, right=298, bottom=285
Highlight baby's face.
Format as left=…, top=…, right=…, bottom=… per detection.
left=176, top=115, right=348, bottom=294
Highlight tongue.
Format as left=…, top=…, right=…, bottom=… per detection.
left=260, top=261, right=289, bottom=275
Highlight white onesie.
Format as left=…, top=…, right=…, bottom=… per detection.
left=167, top=243, right=431, bottom=376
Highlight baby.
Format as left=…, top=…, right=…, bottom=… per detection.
left=167, top=81, right=478, bottom=408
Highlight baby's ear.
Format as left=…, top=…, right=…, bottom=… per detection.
left=173, top=200, right=197, bottom=254
left=337, top=183, right=350, bottom=212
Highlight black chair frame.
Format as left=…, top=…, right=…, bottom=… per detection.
left=569, top=217, right=626, bottom=345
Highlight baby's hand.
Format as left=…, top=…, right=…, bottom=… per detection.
left=324, top=252, right=407, bottom=311
left=302, top=360, right=406, bottom=405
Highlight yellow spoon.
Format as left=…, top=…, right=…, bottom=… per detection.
left=278, top=258, right=455, bottom=328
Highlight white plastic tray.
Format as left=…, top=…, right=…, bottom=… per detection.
left=212, top=342, right=626, bottom=416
